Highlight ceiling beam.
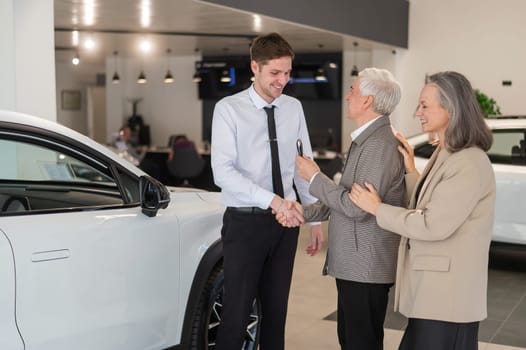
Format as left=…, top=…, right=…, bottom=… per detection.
left=54, top=27, right=257, bottom=40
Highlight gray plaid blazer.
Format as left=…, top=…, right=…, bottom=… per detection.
left=304, top=116, right=405, bottom=283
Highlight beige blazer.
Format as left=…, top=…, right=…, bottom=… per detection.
left=376, top=145, right=496, bottom=322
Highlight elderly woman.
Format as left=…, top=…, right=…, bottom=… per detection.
left=349, top=71, right=496, bottom=350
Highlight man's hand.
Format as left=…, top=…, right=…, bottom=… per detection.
left=296, top=156, right=321, bottom=182
left=306, top=224, right=324, bottom=256
left=275, top=200, right=304, bottom=227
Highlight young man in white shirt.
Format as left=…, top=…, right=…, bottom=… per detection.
left=211, top=32, right=322, bottom=350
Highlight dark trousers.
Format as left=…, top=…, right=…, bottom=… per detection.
left=399, top=318, right=479, bottom=350
left=214, top=209, right=299, bottom=350
left=336, top=279, right=392, bottom=350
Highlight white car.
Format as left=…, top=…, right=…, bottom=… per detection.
left=408, top=116, right=526, bottom=245
left=0, top=110, right=259, bottom=350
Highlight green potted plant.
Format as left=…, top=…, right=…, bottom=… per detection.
left=474, top=89, right=501, bottom=117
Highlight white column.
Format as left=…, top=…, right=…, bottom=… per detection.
left=0, top=0, right=16, bottom=111
left=371, top=48, right=403, bottom=133
left=0, top=0, right=56, bottom=121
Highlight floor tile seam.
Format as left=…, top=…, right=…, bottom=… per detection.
left=486, top=317, right=507, bottom=321
left=502, top=289, right=526, bottom=323
left=486, top=290, right=526, bottom=345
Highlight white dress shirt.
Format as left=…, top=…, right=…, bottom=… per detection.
left=350, top=114, right=383, bottom=141
left=211, top=84, right=318, bottom=209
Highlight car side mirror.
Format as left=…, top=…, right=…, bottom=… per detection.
left=140, top=176, right=170, bottom=217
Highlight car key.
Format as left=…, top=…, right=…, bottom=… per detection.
left=296, top=139, right=303, bottom=157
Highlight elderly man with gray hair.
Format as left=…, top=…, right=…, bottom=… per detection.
left=283, top=67, right=405, bottom=349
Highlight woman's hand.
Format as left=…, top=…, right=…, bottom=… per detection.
left=348, top=182, right=382, bottom=215
left=395, top=132, right=417, bottom=174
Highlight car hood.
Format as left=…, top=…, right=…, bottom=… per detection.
left=167, top=187, right=223, bottom=205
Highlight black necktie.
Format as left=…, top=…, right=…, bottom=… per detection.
left=264, top=106, right=284, bottom=197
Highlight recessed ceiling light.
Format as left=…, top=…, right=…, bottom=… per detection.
left=71, top=30, right=79, bottom=46
left=140, top=40, right=151, bottom=53
left=83, top=0, right=95, bottom=26
left=140, top=0, right=151, bottom=27
left=84, top=38, right=95, bottom=50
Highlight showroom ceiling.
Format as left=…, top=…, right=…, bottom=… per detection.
left=53, top=0, right=387, bottom=64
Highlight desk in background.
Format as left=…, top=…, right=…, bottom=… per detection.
left=141, top=147, right=342, bottom=191
left=140, top=147, right=218, bottom=191
left=312, top=150, right=344, bottom=180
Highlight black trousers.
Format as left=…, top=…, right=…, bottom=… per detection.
left=336, top=279, right=392, bottom=350
left=399, top=318, right=479, bottom=350
left=214, top=208, right=299, bottom=350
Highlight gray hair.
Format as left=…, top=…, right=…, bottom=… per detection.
left=358, top=68, right=401, bottom=116
left=428, top=71, right=492, bottom=152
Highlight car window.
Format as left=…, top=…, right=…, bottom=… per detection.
left=414, top=129, right=526, bottom=166
left=414, top=142, right=437, bottom=159
left=488, top=129, right=526, bottom=165
left=0, top=139, right=113, bottom=183
left=0, top=137, right=133, bottom=215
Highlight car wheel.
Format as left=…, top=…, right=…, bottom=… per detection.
left=190, top=264, right=261, bottom=349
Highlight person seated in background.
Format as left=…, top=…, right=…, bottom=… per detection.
left=166, top=134, right=205, bottom=187
left=113, top=125, right=163, bottom=180
left=113, top=125, right=142, bottom=165
left=168, top=135, right=198, bottom=160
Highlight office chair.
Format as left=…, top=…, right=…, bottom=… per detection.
left=166, top=146, right=205, bottom=187
left=167, top=134, right=188, bottom=148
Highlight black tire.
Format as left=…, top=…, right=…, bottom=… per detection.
left=189, top=264, right=261, bottom=349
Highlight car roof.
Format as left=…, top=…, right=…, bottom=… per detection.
left=486, top=116, right=526, bottom=129
left=1, top=110, right=88, bottom=138
left=407, top=116, right=526, bottom=145
left=0, top=109, right=146, bottom=176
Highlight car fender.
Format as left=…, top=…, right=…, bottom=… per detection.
left=162, top=191, right=224, bottom=347
left=177, top=238, right=223, bottom=349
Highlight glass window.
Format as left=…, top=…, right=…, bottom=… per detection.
left=0, top=139, right=113, bottom=183
left=488, top=129, right=526, bottom=165
left=0, top=138, right=126, bottom=214
left=413, top=129, right=526, bottom=166
left=414, top=142, right=437, bottom=159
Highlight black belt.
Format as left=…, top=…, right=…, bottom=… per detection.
left=227, top=206, right=272, bottom=215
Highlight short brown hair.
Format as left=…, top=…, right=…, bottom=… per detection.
left=250, top=33, right=294, bottom=64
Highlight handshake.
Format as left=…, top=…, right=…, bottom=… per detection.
left=274, top=199, right=305, bottom=228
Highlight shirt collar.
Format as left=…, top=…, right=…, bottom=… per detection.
left=249, top=84, right=283, bottom=110
left=350, top=114, right=383, bottom=140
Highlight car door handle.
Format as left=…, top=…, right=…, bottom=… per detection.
left=32, top=249, right=70, bottom=262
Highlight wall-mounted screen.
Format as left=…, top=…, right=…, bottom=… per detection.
left=197, top=64, right=252, bottom=100
left=196, top=53, right=342, bottom=101
left=284, top=61, right=341, bottom=100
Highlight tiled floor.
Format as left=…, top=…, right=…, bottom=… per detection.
left=285, top=223, right=526, bottom=350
